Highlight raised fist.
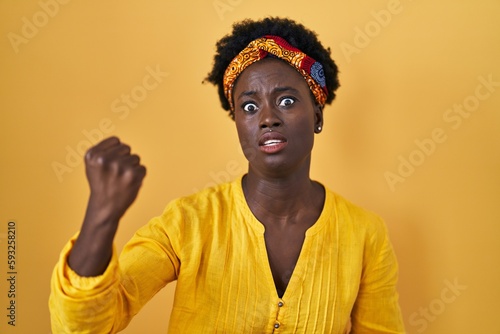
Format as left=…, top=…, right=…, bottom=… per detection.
left=84, top=136, right=146, bottom=222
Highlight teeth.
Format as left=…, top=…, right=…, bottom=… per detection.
left=264, top=140, right=282, bottom=146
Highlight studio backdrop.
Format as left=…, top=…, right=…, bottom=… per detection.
left=1, top=1, right=499, bottom=333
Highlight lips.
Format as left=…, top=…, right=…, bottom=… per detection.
left=258, top=131, right=288, bottom=153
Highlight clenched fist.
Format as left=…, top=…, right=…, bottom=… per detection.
left=84, top=137, right=146, bottom=222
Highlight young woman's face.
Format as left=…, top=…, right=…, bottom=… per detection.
left=233, top=58, right=323, bottom=176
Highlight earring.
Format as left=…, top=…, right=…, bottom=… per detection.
left=317, top=126, right=322, bottom=131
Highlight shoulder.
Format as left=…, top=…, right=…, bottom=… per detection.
left=328, top=189, right=385, bottom=227
left=154, top=177, right=243, bottom=234
left=324, top=188, right=389, bottom=248
left=166, top=178, right=240, bottom=214
left=322, top=189, right=399, bottom=276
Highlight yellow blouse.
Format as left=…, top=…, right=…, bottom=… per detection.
left=49, top=176, right=405, bottom=333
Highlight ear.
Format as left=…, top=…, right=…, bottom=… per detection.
left=314, top=104, right=324, bottom=134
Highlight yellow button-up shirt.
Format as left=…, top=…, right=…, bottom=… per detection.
left=49, top=176, right=405, bottom=333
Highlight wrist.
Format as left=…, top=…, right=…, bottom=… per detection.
left=85, top=194, right=124, bottom=227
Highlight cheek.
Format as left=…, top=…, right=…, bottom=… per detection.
left=293, top=116, right=316, bottom=149
left=298, top=129, right=315, bottom=151
left=235, top=121, right=257, bottom=161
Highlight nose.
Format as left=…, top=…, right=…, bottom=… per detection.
left=259, top=104, right=282, bottom=130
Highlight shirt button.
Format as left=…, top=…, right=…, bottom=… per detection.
left=274, top=322, right=280, bottom=328
left=278, top=300, right=284, bottom=307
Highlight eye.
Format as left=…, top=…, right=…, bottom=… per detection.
left=242, top=102, right=259, bottom=113
left=279, top=97, right=295, bottom=107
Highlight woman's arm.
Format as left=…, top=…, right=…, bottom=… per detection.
left=49, top=137, right=153, bottom=333
left=69, top=136, right=146, bottom=276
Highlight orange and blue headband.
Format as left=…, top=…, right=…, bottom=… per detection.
left=223, top=35, right=328, bottom=111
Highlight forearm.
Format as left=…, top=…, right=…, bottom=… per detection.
left=68, top=200, right=120, bottom=277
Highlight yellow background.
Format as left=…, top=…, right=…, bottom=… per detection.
left=1, top=0, right=499, bottom=333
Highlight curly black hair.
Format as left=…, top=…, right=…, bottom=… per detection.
left=205, top=17, right=340, bottom=119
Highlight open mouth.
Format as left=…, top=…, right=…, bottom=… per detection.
left=262, top=139, right=285, bottom=146
left=258, top=132, right=288, bottom=153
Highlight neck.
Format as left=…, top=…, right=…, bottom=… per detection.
left=242, top=167, right=324, bottom=227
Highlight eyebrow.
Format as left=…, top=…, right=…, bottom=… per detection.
left=237, top=90, right=257, bottom=100
left=236, top=86, right=301, bottom=100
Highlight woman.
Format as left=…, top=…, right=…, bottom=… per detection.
left=50, top=17, right=405, bottom=333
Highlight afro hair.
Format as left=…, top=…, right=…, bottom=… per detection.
left=205, top=17, right=340, bottom=119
